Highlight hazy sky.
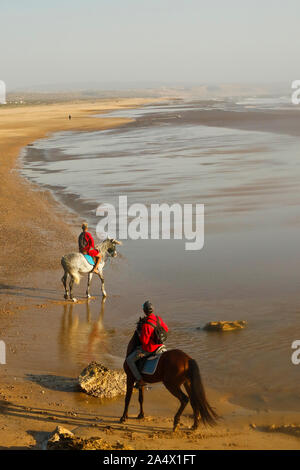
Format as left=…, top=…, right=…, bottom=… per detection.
left=1, top=0, right=299, bottom=89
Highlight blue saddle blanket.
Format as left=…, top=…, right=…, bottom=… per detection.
left=83, top=254, right=95, bottom=266
left=141, top=347, right=166, bottom=375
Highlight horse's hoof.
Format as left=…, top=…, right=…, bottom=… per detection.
left=137, top=413, right=144, bottom=420
left=64, top=294, right=69, bottom=300
left=71, top=298, right=77, bottom=303
left=120, top=416, right=126, bottom=423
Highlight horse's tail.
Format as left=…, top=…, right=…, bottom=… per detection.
left=70, top=271, right=80, bottom=284
left=61, top=256, right=81, bottom=285
left=187, top=359, right=219, bottom=426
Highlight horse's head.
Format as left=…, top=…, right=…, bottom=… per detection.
left=96, top=238, right=122, bottom=259
left=107, top=238, right=122, bottom=258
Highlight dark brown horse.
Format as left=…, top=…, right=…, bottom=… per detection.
left=120, top=332, right=219, bottom=431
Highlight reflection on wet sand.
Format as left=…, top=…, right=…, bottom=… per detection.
left=58, top=299, right=108, bottom=365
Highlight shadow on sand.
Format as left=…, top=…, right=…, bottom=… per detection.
left=25, top=373, right=79, bottom=393
left=0, top=283, right=57, bottom=302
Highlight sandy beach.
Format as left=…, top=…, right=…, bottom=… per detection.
left=1, top=98, right=300, bottom=450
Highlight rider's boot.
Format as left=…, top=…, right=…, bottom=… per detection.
left=134, top=378, right=146, bottom=389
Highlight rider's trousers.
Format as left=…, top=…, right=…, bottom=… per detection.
left=126, top=346, right=150, bottom=381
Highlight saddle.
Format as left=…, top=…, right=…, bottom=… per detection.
left=83, top=254, right=95, bottom=266
left=137, top=346, right=167, bottom=375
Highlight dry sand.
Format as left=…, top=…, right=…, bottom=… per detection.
left=0, top=98, right=300, bottom=450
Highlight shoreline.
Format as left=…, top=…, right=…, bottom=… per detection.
left=1, top=99, right=300, bottom=449
left=0, top=97, right=164, bottom=279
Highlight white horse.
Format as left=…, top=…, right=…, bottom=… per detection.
left=61, top=238, right=122, bottom=301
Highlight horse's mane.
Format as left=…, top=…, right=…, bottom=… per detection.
left=126, top=330, right=141, bottom=357
left=96, top=238, right=112, bottom=256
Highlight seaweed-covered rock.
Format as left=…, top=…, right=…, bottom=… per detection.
left=47, top=426, right=132, bottom=450
left=78, top=361, right=127, bottom=399
left=203, top=320, right=247, bottom=332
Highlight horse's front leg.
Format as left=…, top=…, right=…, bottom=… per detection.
left=120, top=375, right=134, bottom=423
left=137, top=385, right=145, bottom=419
left=98, top=271, right=107, bottom=298
left=86, top=272, right=93, bottom=298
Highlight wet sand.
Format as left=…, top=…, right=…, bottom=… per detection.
left=1, top=99, right=300, bottom=449
left=154, top=107, right=300, bottom=137
left=108, top=102, right=300, bottom=137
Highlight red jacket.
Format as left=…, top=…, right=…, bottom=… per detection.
left=79, top=231, right=95, bottom=253
left=139, top=313, right=168, bottom=353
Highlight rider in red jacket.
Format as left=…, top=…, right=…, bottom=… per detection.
left=126, top=301, right=168, bottom=388
left=139, top=312, right=168, bottom=353
left=78, top=222, right=101, bottom=273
